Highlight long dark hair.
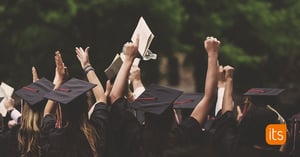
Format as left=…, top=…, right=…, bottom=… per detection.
left=61, top=94, right=100, bottom=157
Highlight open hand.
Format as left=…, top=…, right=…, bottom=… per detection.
left=75, top=46, right=91, bottom=69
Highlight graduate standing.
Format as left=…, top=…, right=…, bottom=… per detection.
left=42, top=51, right=109, bottom=157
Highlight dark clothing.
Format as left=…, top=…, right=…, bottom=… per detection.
left=109, top=97, right=214, bottom=157
left=212, top=111, right=290, bottom=157
left=211, top=111, right=239, bottom=157
left=0, top=124, right=20, bottom=157
left=163, top=117, right=216, bottom=157
left=108, top=97, right=145, bottom=157
left=41, top=102, right=109, bottom=157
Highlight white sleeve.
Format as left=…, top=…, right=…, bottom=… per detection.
left=133, top=86, right=146, bottom=99
left=215, top=87, right=225, bottom=116
left=11, top=109, right=21, bottom=123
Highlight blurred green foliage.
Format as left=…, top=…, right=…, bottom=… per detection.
left=0, top=0, right=299, bottom=94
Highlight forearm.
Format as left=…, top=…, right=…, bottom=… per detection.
left=191, top=55, right=218, bottom=124
left=204, top=56, right=218, bottom=100
left=222, top=78, right=233, bottom=114
left=110, top=60, right=133, bottom=104
left=43, top=82, right=62, bottom=116
left=86, top=70, right=106, bottom=104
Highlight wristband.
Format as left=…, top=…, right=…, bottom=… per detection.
left=84, top=65, right=94, bottom=75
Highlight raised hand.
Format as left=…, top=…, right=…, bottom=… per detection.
left=129, top=66, right=141, bottom=84
left=4, top=97, right=14, bottom=111
left=204, top=36, right=220, bottom=57
left=123, top=35, right=139, bottom=62
left=75, top=46, right=90, bottom=69
left=224, top=65, right=235, bottom=80
left=53, top=51, right=67, bottom=85
left=32, top=66, right=39, bottom=82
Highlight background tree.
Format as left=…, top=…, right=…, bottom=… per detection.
left=0, top=0, right=184, bottom=87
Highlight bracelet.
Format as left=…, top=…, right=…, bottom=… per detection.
left=83, top=64, right=92, bottom=71
left=84, top=66, right=95, bottom=75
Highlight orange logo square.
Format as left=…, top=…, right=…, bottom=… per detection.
left=265, top=124, right=286, bottom=145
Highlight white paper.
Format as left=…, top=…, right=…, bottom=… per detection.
left=131, top=17, right=154, bottom=57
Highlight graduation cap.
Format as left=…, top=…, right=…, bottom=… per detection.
left=173, top=93, right=204, bottom=109
left=130, top=84, right=183, bottom=115
left=15, top=77, right=54, bottom=107
left=44, top=78, right=96, bottom=105
left=243, top=88, right=285, bottom=106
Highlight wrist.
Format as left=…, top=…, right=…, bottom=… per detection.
left=82, top=64, right=91, bottom=70
left=124, top=56, right=135, bottom=63
left=83, top=64, right=95, bottom=75
left=7, top=107, right=15, bottom=112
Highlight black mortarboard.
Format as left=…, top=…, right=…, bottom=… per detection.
left=173, top=93, right=204, bottom=109
left=243, top=88, right=285, bottom=96
left=15, top=78, right=54, bottom=106
left=243, top=88, right=285, bottom=106
left=130, top=84, right=183, bottom=115
left=44, top=78, right=96, bottom=105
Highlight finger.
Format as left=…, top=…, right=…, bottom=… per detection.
left=80, top=47, right=84, bottom=53
left=32, top=66, right=39, bottom=82
left=85, top=46, right=90, bottom=54
left=75, top=49, right=82, bottom=59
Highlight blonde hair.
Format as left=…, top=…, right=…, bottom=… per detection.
left=18, top=102, right=42, bottom=157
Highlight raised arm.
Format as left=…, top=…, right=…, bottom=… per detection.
left=110, top=37, right=139, bottom=104
left=75, top=46, right=106, bottom=104
left=43, top=51, right=66, bottom=117
left=191, top=36, right=220, bottom=125
left=221, top=65, right=235, bottom=114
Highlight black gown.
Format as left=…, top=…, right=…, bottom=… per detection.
left=108, top=97, right=145, bottom=157
left=109, top=97, right=216, bottom=157
left=0, top=124, right=20, bottom=157
left=41, top=102, right=109, bottom=157
left=212, top=111, right=290, bottom=157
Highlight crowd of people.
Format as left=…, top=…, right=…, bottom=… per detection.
left=0, top=35, right=299, bottom=157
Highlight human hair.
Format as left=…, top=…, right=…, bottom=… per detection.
left=17, top=101, right=43, bottom=157
left=239, top=105, right=280, bottom=147
left=62, top=94, right=100, bottom=157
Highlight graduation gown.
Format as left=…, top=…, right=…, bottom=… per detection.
left=211, top=111, right=290, bottom=157
left=0, top=124, right=20, bottom=157
left=108, top=97, right=145, bottom=157
left=41, top=102, right=109, bottom=157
